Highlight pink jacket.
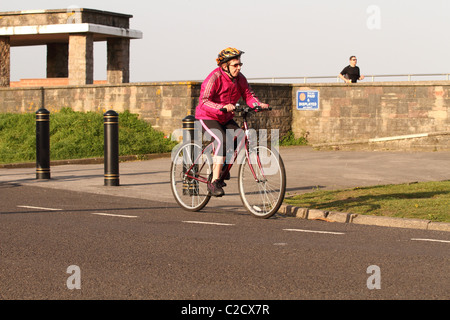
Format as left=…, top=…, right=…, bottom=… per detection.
left=195, top=67, right=261, bottom=124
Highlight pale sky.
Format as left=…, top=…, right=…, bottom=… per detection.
left=3, top=0, right=450, bottom=83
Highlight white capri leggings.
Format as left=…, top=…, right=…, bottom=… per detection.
left=199, top=119, right=243, bottom=157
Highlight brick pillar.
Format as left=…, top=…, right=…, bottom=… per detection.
left=107, top=38, right=130, bottom=84
left=69, top=34, right=94, bottom=85
left=0, top=36, right=11, bottom=87
left=47, top=43, right=69, bottom=78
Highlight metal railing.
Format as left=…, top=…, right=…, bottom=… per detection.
left=247, top=73, right=450, bottom=84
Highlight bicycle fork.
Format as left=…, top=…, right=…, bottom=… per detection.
left=242, top=124, right=267, bottom=184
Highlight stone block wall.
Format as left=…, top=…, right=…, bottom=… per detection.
left=239, top=83, right=292, bottom=143
left=0, top=82, right=292, bottom=140
left=292, top=82, right=450, bottom=148
left=0, top=8, right=131, bottom=27
left=0, top=81, right=449, bottom=150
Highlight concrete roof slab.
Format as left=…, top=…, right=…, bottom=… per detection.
left=0, top=23, right=143, bottom=46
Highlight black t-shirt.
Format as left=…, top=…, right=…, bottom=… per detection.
left=340, top=65, right=360, bottom=83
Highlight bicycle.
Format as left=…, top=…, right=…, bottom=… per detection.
left=170, top=104, right=286, bottom=219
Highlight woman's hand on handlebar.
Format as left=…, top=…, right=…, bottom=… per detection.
left=259, top=103, right=270, bottom=109
left=223, top=104, right=235, bottom=113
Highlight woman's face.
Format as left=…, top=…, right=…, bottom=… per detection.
left=225, top=58, right=242, bottom=78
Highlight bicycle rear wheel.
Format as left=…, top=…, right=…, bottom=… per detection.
left=170, top=143, right=212, bottom=211
left=238, top=146, right=286, bottom=218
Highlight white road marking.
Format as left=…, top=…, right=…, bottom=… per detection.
left=411, top=238, right=450, bottom=244
left=183, top=221, right=235, bottom=226
left=284, top=228, right=345, bottom=235
left=18, top=205, right=62, bottom=211
left=91, top=213, right=138, bottom=218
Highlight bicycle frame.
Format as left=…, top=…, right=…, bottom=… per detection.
left=183, top=107, right=267, bottom=186
left=171, top=104, right=285, bottom=218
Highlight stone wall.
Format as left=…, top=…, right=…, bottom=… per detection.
left=292, top=81, right=450, bottom=150
left=0, top=81, right=449, bottom=150
left=236, top=83, right=292, bottom=140
left=0, top=82, right=292, bottom=139
left=0, top=83, right=196, bottom=134
left=0, top=8, right=131, bottom=27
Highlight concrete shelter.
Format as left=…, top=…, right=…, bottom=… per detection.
left=0, top=8, right=143, bottom=86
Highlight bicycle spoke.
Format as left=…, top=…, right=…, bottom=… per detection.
left=170, top=143, right=212, bottom=211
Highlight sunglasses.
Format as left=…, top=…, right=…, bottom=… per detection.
left=230, top=63, right=243, bottom=68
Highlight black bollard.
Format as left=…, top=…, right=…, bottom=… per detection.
left=36, top=108, right=51, bottom=179
left=182, top=115, right=196, bottom=144
left=104, top=110, right=119, bottom=186
left=182, top=115, right=197, bottom=195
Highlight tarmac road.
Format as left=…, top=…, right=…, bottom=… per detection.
left=1, top=183, right=449, bottom=301
left=1, top=146, right=449, bottom=212
left=0, top=147, right=449, bottom=301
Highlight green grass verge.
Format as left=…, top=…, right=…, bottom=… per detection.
left=0, top=108, right=177, bottom=164
left=284, top=181, right=450, bottom=222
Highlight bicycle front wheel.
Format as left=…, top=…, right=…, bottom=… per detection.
left=238, top=146, right=286, bottom=218
left=170, top=143, right=212, bottom=211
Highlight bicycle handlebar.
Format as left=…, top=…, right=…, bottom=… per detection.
left=219, top=104, right=272, bottom=113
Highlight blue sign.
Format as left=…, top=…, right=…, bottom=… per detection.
left=297, top=90, right=319, bottom=110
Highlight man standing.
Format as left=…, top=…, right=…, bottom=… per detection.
left=339, top=56, right=365, bottom=83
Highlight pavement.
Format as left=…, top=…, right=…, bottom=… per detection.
left=1, top=146, right=449, bottom=232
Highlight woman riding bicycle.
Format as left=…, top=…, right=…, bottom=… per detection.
left=195, top=47, right=269, bottom=197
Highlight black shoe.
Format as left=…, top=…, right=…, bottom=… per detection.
left=208, top=180, right=225, bottom=197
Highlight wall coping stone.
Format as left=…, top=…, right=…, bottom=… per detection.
left=0, top=8, right=133, bottom=19
left=292, top=80, right=450, bottom=87
left=1, top=80, right=448, bottom=92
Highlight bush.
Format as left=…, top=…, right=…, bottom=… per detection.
left=0, top=109, right=178, bottom=164
left=280, top=130, right=308, bottom=146
left=0, top=113, right=35, bottom=163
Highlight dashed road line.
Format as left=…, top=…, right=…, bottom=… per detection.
left=183, top=221, right=235, bottom=226
left=284, top=228, right=345, bottom=235
left=411, top=238, right=450, bottom=244
left=91, top=213, right=138, bottom=218
left=16, top=207, right=448, bottom=244
left=18, top=205, right=62, bottom=211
